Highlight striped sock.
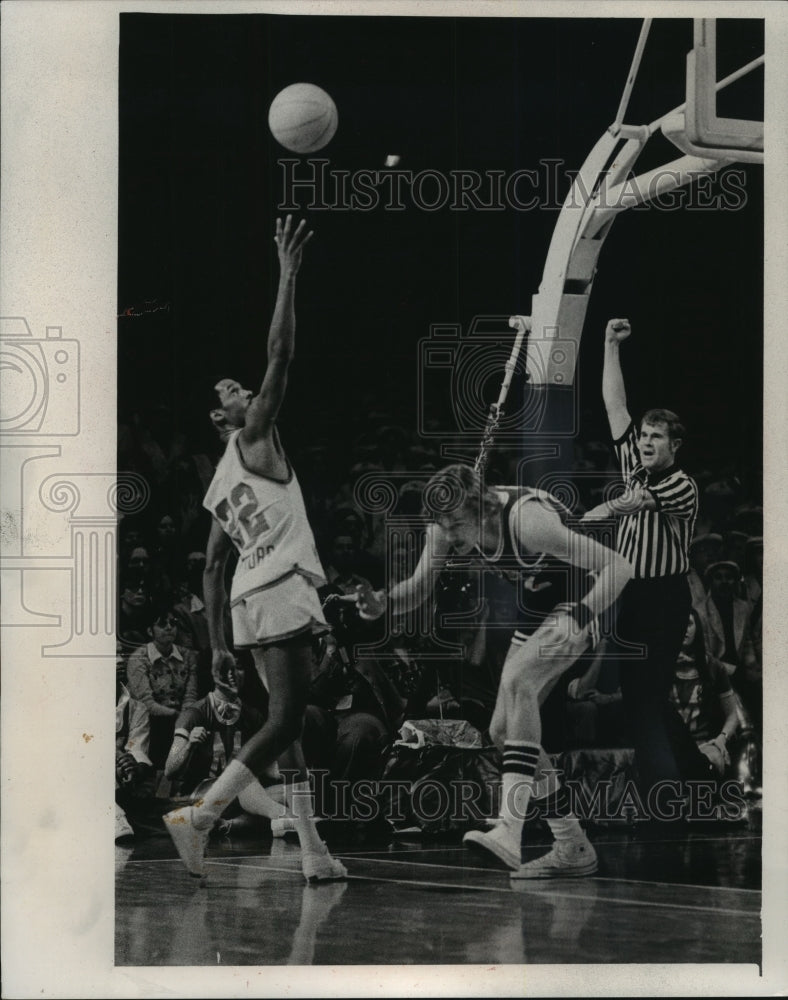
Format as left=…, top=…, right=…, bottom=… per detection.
left=501, top=742, right=540, bottom=832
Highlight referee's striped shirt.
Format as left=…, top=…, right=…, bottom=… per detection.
left=613, top=421, right=698, bottom=579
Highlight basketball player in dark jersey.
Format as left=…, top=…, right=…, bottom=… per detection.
left=353, top=463, right=632, bottom=879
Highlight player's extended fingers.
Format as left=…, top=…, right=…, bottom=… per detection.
left=275, top=216, right=283, bottom=243
left=294, top=227, right=314, bottom=251
left=334, top=593, right=360, bottom=603
left=289, top=219, right=313, bottom=252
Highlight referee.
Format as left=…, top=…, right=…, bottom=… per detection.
left=583, top=318, right=702, bottom=806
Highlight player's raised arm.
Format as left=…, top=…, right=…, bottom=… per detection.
left=602, top=318, right=633, bottom=441
left=353, top=522, right=452, bottom=619
left=516, top=501, right=632, bottom=622
left=242, top=215, right=314, bottom=442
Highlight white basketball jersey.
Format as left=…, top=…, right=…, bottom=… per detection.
left=203, top=430, right=326, bottom=604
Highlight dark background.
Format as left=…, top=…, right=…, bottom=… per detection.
left=118, top=14, right=763, bottom=487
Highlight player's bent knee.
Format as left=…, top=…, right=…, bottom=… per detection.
left=489, top=716, right=506, bottom=747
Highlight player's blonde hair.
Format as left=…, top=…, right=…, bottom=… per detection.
left=422, top=463, right=502, bottom=521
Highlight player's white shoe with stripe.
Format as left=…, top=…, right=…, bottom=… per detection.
left=271, top=817, right=298, bottom=838
left=301, top=842, right=347, bottom=883
left=511, top=836, right=597, bottom=879
left=463, top=822, right=521, bottom=870
left=164, top=806, right=210, bottom=879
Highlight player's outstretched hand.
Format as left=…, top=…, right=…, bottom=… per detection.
left=275, top=214, right=314, bottom=276
left=334, top=583, right=388, bottom=619
left=605, top=318, right=631, bottom=343
left=335, top=583, right=387, bottom=620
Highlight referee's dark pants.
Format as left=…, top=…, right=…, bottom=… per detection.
left=616, top=575, right=711, bottom=799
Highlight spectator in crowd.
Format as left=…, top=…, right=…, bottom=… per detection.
left=117, top=573, right=154, bottom=649
left=731, top=503, right=763, bottom=539
left=323, top=527, right=375, bottom=595
left=327, top=507, right=383, bottom=585
left=117, top=515, right=151, bottom=569
left=150, top=511, right=182, bottom=598
left=126, top=606, right=200, bottom=769
left=668, top=609, right=739, bottom=777
left=172, top=550, right=213, bottom=695
left=696, top=480, right=738, bottom=537
left=127, top=545, right=153, bottom=577
left=116, top=644, right=154, bottom=839
left=687, top=533, right=724, bottom=609
left=742, top=536, right=763, bottom=609
left=697, top=560, right=761, bottom=732
left=163, top=661, right=295, bottom=836
left=303, top=595, right=406, bottom=822
left=723, top=531, right=749, bottom=587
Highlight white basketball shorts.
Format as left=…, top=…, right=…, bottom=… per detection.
left=231, top=571, right=328, bottom=648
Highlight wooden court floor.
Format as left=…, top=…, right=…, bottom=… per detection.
left=115, top=811, right=762, bottom=967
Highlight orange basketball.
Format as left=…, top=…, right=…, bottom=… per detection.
left=268, top=83, right=338, bottom=154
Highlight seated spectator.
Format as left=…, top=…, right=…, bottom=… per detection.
left=698, top=562, right=760, bottom=677
left=163, top=661, right=292, bottom=835
left=323, top=527, right=376, bottom=595
left=325, top=510, right=383, bottom=588
left=150, top=511, right=182, bottom=598
left=116, top=645, right=154, bottom=840
left=172, top=550, right=212, bottom=695
left=723, top=530, right=750, bottom=593
left=687, top=533, right=723, bottom=610
left=117, top=572, right=154, bottom=650
left=731, top=503, right=763, bottom=539
left=742, top=535, right=763, bottom=609
left=696, top=480, right=739, bottom=536
left=126, top=545, right=152, bottom=576
left=126, top=606, right=199, bottom=769
left=117, top=514, right=151, bottom=570
left=668, top=609, right=739, bottom=777
left=697, top=560, right=761, bottom=735
left=302, top=596, right=406, bottom=822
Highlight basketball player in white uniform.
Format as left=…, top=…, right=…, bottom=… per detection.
left=353, top=463, right=632, bottom=879
left=165, top=216, right=346, bottom=882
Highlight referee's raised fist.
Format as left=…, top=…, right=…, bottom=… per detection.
left=605, top=318, right=631, bottom=342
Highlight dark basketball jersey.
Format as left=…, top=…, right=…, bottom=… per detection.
left=446, top=487, right=590, bottom=638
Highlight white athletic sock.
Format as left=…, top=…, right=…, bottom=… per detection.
left=548, top=816, right=585, bottom=842
left=543, top=786, right=585, bottom=842
left=286, top=780, right=324, bottom=854
left=237, top=781, right=287, bottom=821
left=191, top=759, right=256, bottom=829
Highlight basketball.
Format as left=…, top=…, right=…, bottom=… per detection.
left=268, top=83, right=338, bottom=153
